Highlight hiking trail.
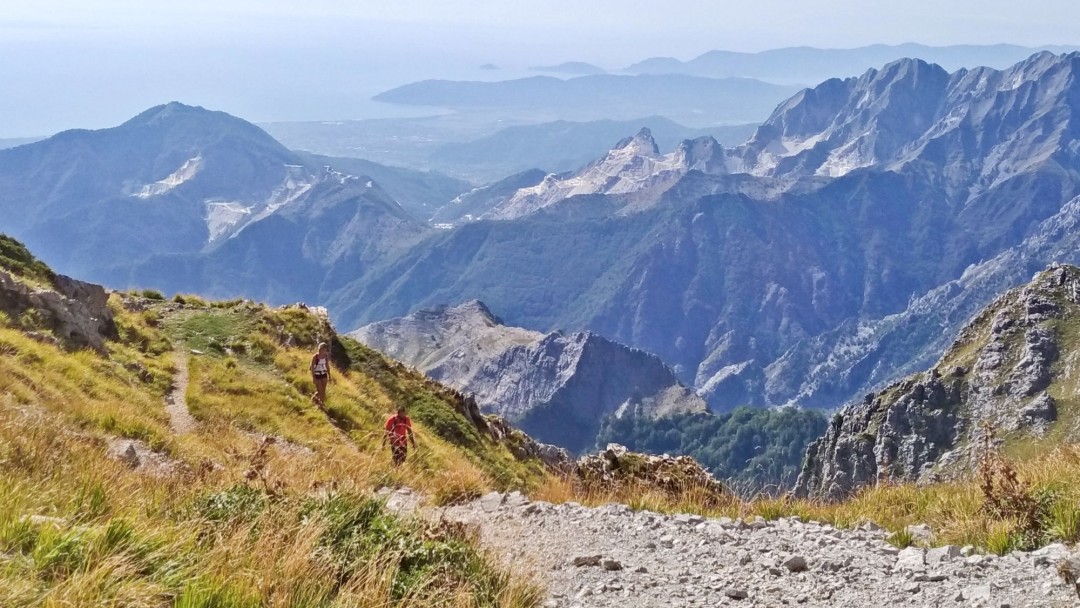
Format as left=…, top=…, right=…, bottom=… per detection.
left=165, top=349, right=197, bottom=435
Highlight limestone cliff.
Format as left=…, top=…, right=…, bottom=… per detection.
left=796, top=264, right=1080, bottom=498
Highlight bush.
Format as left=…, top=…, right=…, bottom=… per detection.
left=140, top=289, right=165, bottom=300
left=174, top=294, right=209, bottom=307
left=194, top=485, right=267, bottom=524
left=0, top=234, right=55, bottom=284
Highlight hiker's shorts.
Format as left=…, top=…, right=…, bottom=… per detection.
left=391, top=444, right=407, bottom=465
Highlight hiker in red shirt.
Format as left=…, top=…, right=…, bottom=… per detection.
left=382, top=406, right=417, bottom=465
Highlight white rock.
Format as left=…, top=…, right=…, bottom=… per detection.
left=927, top=544, right=962, bottom=564
left=895, top=547, right=926, bottom=572
left=961, top=585, right=992, bottom=600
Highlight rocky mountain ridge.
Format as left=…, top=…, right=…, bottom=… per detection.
left=486, top=52, right=1080, bottom=221
left=481, top=129, right=726, bottom=221
left=351, top=301, right=706, bottom=452
left=796, top=264, right=1080, bottom=498
left=337, top=51, right=1080, bottom=415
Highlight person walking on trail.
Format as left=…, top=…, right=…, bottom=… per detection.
left=382, top=406, right=417, bottom=466
left=310, top=342, right=332, bottom=409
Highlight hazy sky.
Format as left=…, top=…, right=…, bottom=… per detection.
left=2, top=0, right=1079, bottom=137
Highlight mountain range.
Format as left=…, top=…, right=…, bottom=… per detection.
left=263, top=115, right=756, bottom=184
left=333, top=51, right=1080, bottom=415
left=4, top=52, right=1080, bottom=429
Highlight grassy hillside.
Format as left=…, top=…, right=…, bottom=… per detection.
left=0, top=240, right=548, bottom=606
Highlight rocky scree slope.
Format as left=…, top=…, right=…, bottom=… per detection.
left=351, top=300, right=706, bottom=453
left=797, top=264, right=1080, bottom=499
left=424, top=490, right=1080, bottom=608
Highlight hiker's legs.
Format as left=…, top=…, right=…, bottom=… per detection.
left=313, top=376, right=328, bottom=406
left=391, top=445, right=407, bottom=466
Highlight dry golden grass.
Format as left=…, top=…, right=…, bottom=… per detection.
left=0, top=299, right=545, bottom=607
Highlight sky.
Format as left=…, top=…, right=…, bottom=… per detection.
left=2, top=0, right=1079, bottom=137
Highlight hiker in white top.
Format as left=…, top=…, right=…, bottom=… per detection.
left=310, top=342, right=332, bottom=409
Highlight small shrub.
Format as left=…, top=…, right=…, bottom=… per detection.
left=1048, top=500, right=1080, bottom=543
left=979, top=424, right=1048, bottom=545
left=0, top=516, right=39, bottom=554
left=71, top=481, right=110, bottom=522
left=247, top=334, right=278, bottom=364
left=141, top=309, right=162, bottom=326
left=752, top=497, right=794, bottom=521
left=96, top=518, right=136, bottom=555
left=886, top=527, right=914, bottom=549
left=17, top=308, right=49, bottom=331
left=194, top=484, right=267, bottom=524
left=985, top=520, right=1018, bottom=556
left=430, top=468, right=487, bottom=506
left=174, top=294, right=209, bottom=307
left=140, top=289, right=165, bottom=300
left=32, top=525, right=91, bottom=579
left=0, top=234, right=55, bottom=284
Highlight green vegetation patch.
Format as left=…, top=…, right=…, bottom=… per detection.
left=597, top=406, right=829, bottom=494
left=0, top=234, right=55, bottom=286
left=165, top=308, right=259, bottom=356
left=301, top=492, right=532, bottom=603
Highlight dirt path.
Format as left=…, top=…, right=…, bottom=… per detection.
left=165, top=349, right=197, bottom=435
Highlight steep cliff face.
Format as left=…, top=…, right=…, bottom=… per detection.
left=796, top=264, right=1080, bottom=499
left=351, top=301, right=706, bottom=453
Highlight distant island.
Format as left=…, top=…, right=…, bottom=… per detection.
left=479, top=63, right=500, bottom=70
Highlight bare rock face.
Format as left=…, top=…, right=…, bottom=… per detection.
left=796, top=264, right=1080, bottom=499
left=0, top=270, right=117, bottom=353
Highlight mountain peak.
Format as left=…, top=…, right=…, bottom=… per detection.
left=613, top=127, right=660, bottom=156
left=123, top=102, right=218, bottom=127
left=676, top=136, right=725, bottom=172
left=447, top=299, right=503, bottom=325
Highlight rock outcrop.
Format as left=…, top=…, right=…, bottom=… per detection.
left=576, top=443, right=728, bottom=502
left=351, top=301, right=707, bottom=453
left=796, top=264, right=1080, bottom=498
left=0, top=269, right=117, bottom=352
